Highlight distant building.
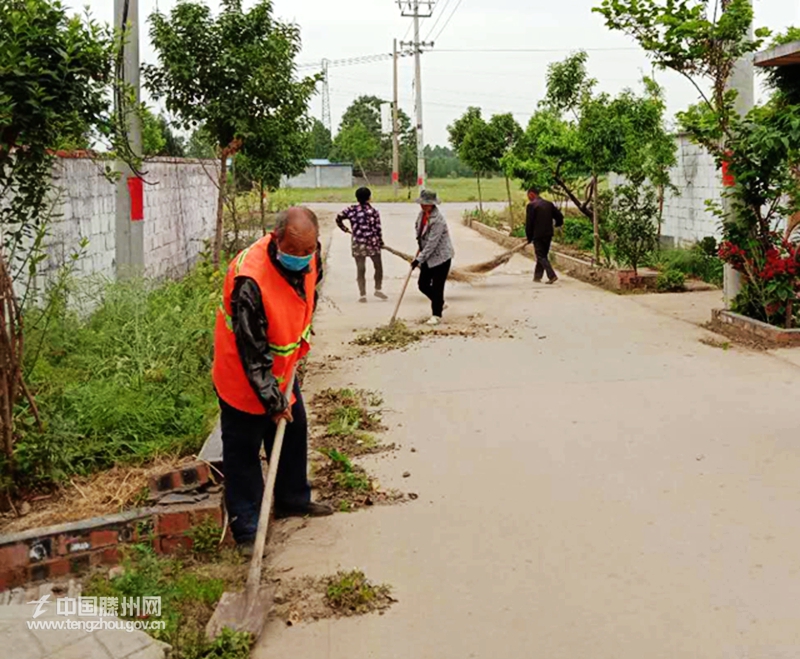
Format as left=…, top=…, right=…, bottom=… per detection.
left=281, top=159, right=353, bottom=189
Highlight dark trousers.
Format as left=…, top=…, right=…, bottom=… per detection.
left=220, top=381, right=311, bottom=544
left=355, top=254, right=383, bottom=296
left=533, top=237, right=557, bottom=281
left=418, top=259, right=451, bottom=317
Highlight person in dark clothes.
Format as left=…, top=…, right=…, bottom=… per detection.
left=411, top=189, right=455, bottom=326
left=212, top=207, right=333, bottom=557
left=336, top=187, right=387, bottom=303
left=525, top=187, right=564, bottom=284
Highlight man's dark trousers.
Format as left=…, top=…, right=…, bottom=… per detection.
left=418, top=259, right=451, bottom=317
left=533, top=237, right=557, bottom=281
left=220, top=380, right=311, bottom=544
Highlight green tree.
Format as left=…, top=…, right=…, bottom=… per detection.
left=425, top=145, right=473, bottom=178
left=607, top=183, right=659, bottom=274
left=489, top=113, right=523, bottom=230
left=186, top=125, right=216, bottom=159
left=506, top=51, right=674, bottom=261
left=449, top=108, right=491, bottom=218
left=332, top=121, right=380, bottom=183
left=144, top=0, right=318, bottom=267
left=142, top=107, right=167, bottom=157
left=595, top=0, right=800, bottom=326
left=310, top=118, right=332, bottom=160
left=335, top=95, right=412, bottom=175
left=0, top=0, right=118, bottom=480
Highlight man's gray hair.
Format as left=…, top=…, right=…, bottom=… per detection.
left=274, top=207, right=319, bottom=239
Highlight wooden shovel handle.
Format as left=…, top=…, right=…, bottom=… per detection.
left=245, top=367, right=297, bottom=600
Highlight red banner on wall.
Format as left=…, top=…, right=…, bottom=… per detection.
left=721, top=152, right=735, bottom=187
left=127, top=176, right=144, bottom=221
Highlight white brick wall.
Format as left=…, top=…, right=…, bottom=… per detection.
left=609, top=134, right=724, bottom=247
left=142, top=158, right=219, bottom=279
left=24, top=155, right=219, bottom=294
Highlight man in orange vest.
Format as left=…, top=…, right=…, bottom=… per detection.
left=213, top=207, right=333, bottom=555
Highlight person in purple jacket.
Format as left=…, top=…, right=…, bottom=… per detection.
left=336, top=187, right=388, bottom=303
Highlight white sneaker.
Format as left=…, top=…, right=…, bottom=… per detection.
left=426, top=316, right=441, bottom=326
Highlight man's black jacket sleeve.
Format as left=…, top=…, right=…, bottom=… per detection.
left=553, top=204, right=565, bottom=228
left=525, top=204, right=536, bottom=243
left=231, top=277, right=287, bottom=416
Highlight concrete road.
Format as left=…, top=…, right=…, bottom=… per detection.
left=255, top=203, right=800, bottom=659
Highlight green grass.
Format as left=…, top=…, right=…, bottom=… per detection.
left=646, top=243, right=724, bottom=287
left=12, top=260, right=223, bottom=489
left=280, top=177, right=529, bottom=204
left=325, top=570, right=393, bottom=614
left=85, top=545, right=252, bottom=659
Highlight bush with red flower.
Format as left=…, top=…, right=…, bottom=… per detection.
left=719, top=233, right=800, bottom=327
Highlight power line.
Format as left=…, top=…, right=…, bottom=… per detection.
left=431, top=0, right=465, bottom=42
left=433, top=47, right=640, bottom=53
left=297, top=51, right=414, bottom=70
left=424, top=0, right=453, bottom=41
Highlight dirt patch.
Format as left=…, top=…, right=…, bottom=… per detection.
left=310, top=450, right=404, bottom=513
left=702, top=321, right=770, bottom=351
left=310, top=388, right=390, bottom=457
left=270, top=570, right=395, bottom=626
left=0, top=456, right=202, bottom=535
left=352, top=320, right=423, bottom=351
left=699, top=336, right=732, bottom=351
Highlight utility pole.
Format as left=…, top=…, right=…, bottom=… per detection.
left=392, top=39, right=400, bottom=197
left=399, top=1, right=434, bottom=193
left=321, top=58, right=332, bottom=135
left=722, top=19, right=755, bottom=307
left=114, top=0, right=144, bottom=279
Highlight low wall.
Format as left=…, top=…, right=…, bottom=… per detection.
left=24, top=154, right=219, bottom=299
left=467, top=218, right=658, bottom=291
left=712, top=309, right=800, bottom=346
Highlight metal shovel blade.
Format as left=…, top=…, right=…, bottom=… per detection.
left=205, top=584, right=275, bottom=641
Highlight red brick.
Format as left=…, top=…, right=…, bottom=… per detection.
left=90, top=530, right=118, bottom=548
left=156, top=511, right=191, bottom=536
left=158, top=535, right=193, bottom=555
left=0, top=567, right=27, bottom=590
left=101, top=547, right=120, bottom=565
left=48, top=559, right=71, bottom=578
left=191, top=505, right=223, bottom=527
left=56, top=534, right=69, bottom=556
left=0, top=543, right=29, bottom=570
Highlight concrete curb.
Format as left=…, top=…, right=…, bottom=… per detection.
left=711, top=309, right=800, bottom=346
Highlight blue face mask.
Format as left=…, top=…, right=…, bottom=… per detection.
left=277, top=250, right=313, bottom=272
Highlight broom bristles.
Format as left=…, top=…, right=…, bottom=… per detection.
left=382, top=241, right=526, bottom=282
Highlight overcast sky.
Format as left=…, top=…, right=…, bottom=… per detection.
left=66, top=0, right=799, bottom=146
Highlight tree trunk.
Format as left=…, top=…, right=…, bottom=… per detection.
left=592, top=173, right=600, bottom=264
left=657, top=183, right=665, bottom=250
left=505, top=175, right=515, bottom=235
left=260, top=180, right=267, bottom=237
left=230, top=181, right=239, bottom=249
left=357, top=160, right=371, bottom=186
left=213, top=152, right=228, bottom=269
left=477, top=174, right=485, bottom=222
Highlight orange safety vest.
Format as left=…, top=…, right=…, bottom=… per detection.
left=212, top=234, right=316, bottom=414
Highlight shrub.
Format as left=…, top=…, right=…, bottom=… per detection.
left=648, top=239, right=724, bottom=287
left=13, top=263, right=222, bottom=489
left=559, top=217, right=595, bottom=251
left=607, top=184, right=659, bottom=274
left=657, top=268, right=687, bottom=292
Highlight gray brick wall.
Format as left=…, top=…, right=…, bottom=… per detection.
left=609, top=135, right=724, bottom=247
left=23, top=155, right=219, bottom=298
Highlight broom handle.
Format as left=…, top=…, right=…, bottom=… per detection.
left=391, top=262, right=416, bottom=325
left=245, top=367, right=297, bottom=601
